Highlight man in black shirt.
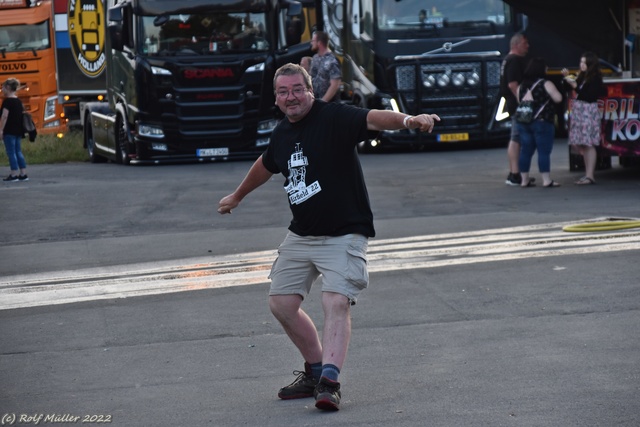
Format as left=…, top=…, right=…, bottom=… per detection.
left=500, top=32, right=529, bottom=185
left=218, top=63, right=439, bottom=411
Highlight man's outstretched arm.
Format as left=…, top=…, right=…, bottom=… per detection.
left=218, top=154, right=274, bottom=214
left=367, top=110, right=440, bottom=133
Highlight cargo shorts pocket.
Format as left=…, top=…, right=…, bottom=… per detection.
left=346, top=242, right=369, bottom=289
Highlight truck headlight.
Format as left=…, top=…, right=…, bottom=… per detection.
left=137, top=123, right=164, bottom=138
left=43, top=120, right=61, bottom=129
left=247, top=62, right=265, bottom=73
left=437, top=73, right=450, bottom=87
left=380, top=96, right=400, bottom=112
left=423, top=74, right=436, bottom=88
left=467, top=71, right=480, bottom=86
left=452, top=72, right=466, bottom=87
left=44, top=96, right=57, bottom=121
left=258, top=118, right=278, bottom=134
left=151, top=66, right=172, bottom=76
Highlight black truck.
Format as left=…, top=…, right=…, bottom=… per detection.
left=324, top=0, right=526, bottom=151
left=83, top=0, right=320, bottom=164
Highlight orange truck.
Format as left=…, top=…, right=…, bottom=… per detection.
left=0, top=0, right=65, bottom=134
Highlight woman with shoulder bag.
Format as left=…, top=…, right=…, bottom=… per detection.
left=1, top=78, right=29, bottom=182
left=562, top=52, right=606, bottom=185
left=516, top=57, right=563, bottom=188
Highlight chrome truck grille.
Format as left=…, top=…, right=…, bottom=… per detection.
left=394, top=60, right=502, bottom=131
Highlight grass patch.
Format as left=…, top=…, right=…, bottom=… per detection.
left=1, top=131, right=88, bottom=166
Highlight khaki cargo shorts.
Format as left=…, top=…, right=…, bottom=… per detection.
left=268, top=232, right=369, bottom=305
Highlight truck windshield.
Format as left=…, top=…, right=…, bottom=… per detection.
left=377, top=0, right=510, bottom=31
left=0, top=21, right=50, bottom=52
left=141, top=12, right=269, bottom=55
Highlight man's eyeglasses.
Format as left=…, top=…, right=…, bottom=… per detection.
left=275, top=87, right=307, bottom=98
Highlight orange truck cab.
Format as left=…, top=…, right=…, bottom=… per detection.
left=0, top=0, right=65, bottom=135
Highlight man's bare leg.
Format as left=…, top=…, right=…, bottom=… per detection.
left=269, top=294, right=323, bottom=363
left=320, top=291, right=351, bottom=370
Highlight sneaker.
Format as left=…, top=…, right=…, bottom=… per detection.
left=278, top=365, right=318, bottom=400
left=505, top=172, right=521, bottom=186
left=314, top=377, right=341, bottom=411
left=18, top=174, right=28, bottom=182
left=3, top=175, right=19, bottom=182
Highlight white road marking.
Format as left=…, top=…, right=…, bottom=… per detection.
left=1, top=219, right=639, bottom=310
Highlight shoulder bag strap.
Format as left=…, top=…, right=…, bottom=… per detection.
left=532, top=80, right=550, bottom=120
left=519, top=79, right=543, bottom=102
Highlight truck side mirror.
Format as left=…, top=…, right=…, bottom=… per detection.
left=107, top=7, right=125, bottom=51
left=287, top=2, right=302, bottom=16
left=284, top=0, right=303, bottom=45
left=285, top=17, right=303, bottom=46
left=107, top=5, right=134, bottom=51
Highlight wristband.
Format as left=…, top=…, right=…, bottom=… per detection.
left=403, top=115, right=412, bottom=128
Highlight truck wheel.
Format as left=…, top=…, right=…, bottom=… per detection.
left=85, top=116, right=106, bottom=163
left=116, top=116, right=131, bottom=165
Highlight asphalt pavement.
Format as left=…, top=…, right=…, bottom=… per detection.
left=1, top=140, right=639, bottom=426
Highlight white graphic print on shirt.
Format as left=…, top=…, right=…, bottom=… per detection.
left=285, top=143, right=321, bottom=205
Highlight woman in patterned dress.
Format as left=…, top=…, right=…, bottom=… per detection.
left=562, top=52, right=606, bottom=185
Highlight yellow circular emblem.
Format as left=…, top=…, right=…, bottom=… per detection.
left=67, top=0, right=107, bottom=78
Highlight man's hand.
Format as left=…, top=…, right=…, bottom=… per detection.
left=218, top=194, right=240, bottom=215
left=405, top=114, right=441, bottom=133
left=216, top=155, right=273, bottom=216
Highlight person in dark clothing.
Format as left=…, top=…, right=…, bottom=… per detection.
left=500, top=32, right=530, bottom=186
left=218, top=63, right=439, bottom=411
left=1, top=78, right=28, bottom=182
left=516, top=57, right=563, bottom=188
left=562, top=52, right=607, bottom=185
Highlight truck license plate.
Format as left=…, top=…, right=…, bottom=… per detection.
left=437, top=133, right=469, bottom=142
left=197, top=148, right=229, bottom=157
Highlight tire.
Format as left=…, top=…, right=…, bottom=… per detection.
left=115, top=115, right=131, bottom=165
left=85, top=116, right=107, bottom=163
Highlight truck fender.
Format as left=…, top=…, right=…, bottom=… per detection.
left=82, top=102, right=112, bottom=149
left=83, top=102, right=112, bottom=163
left=114, top=102, right=133, bottom=165
left=114, top=102, right=132, bottom=143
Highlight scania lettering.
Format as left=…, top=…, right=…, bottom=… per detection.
left=184, top=68, right=235, bottom=79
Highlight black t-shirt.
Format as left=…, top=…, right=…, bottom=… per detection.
left=262, top=101, right=375, bottom=237
left=1, top=97, right=24, bottom=136
left=500, top=54, right=526, bottom=115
